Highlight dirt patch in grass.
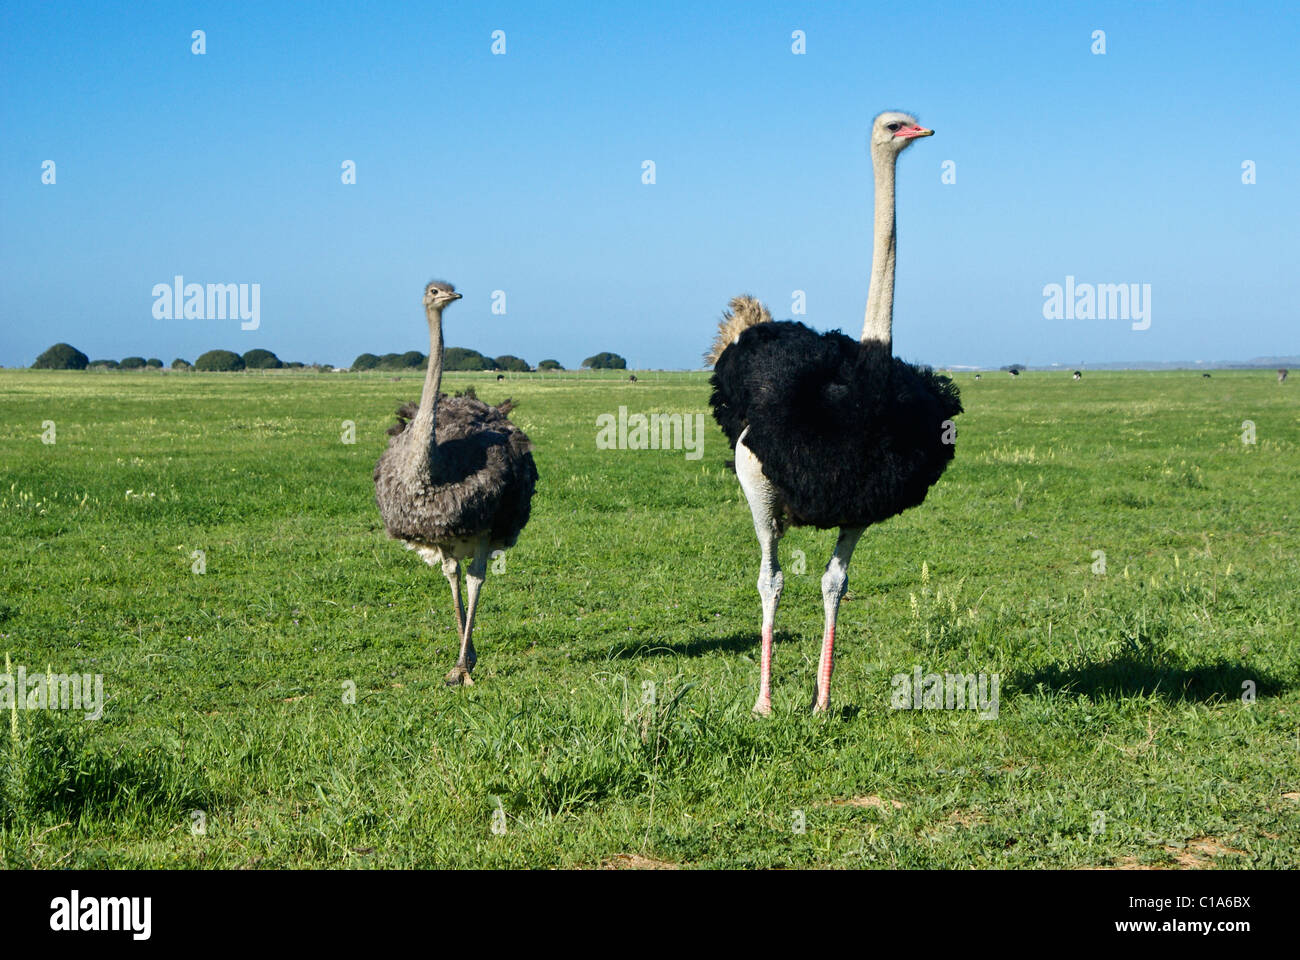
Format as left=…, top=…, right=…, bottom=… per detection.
left=600, top=853, right=680, bottom=870
left=1102, top=857, right=1163, bottom=870
left=943, top=808, right=986, bottom=828
left=1089, top=836, right=1246, bottom=870
left=1165, top=837, right=1245, bottom=869
left=821, top=795, right=904, bottom=812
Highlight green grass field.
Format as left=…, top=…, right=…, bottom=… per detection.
left=1, top=368, right=1296, bottom=868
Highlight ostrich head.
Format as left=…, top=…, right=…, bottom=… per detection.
left=871, top=112, right=934, bottom=153
left=423, top=280, right=462, bottom=310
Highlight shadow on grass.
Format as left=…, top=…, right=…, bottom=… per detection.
left=819, top=704, right=863, bottom=722
left=590, top=630, right=799, bottom=661
left=1, top=714, right=211, bottom=836
left=1007, top=652, right=1290, bottom=703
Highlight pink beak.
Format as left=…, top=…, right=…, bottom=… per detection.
left=895, top=125, right=934, bottom=139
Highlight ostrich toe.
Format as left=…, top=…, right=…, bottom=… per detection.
left=444, top=665, right=475, bottom=686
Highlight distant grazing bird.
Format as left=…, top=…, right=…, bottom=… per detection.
left=628, top=374, right=638, bottom=382
left=374, top=281, right=538, bottom=685
left=707, top=111, right=961, bottom=714
left=1072, top=370, right=1082, bottom=380
left=1203, top=373, right=1212, bottom=378
left=497, top=374, right=505, bottom=381
left=1279, top=369, right=1288, bottom=384
left=974, top=373, right=981, bottom=381
left=1008, top=368, right=1020, bottom=377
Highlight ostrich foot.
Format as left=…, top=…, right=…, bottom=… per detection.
left=809, top=688, right=829, bottom=713
left=752, top=697, right=772, bottom=717
left=444, top=664, right=475, bottom=686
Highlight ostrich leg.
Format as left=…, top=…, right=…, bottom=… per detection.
left=445, top=537, right=490, bottom=686
left=812, top=526, right=864, bottom=713
left=440, top=556, right=466, bottom=642
left=736, top=433, right=784, bottom=716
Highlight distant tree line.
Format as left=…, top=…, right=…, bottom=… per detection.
left=350, top=350, right=578, bottom=372
left=350, top=349, right=628, bottom=372
left=31, top=341, right=630, bottom=373
left=349, top=348, right=535, bottom=372
left=31, top=343, right=327, bottom=372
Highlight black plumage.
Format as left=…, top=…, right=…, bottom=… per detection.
left=709, top=320, right=961, bottom=530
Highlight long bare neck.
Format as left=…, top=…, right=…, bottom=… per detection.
left=861, top=145, right=897, bottom=349
left=404, top=304, right=445, bottom=475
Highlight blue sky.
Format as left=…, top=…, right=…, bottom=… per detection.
left=2, top=0, right=1297, bottom=370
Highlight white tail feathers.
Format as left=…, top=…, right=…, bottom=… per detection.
left=705, top=295, right=772, bottom=367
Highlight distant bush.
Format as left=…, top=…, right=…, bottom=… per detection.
left=33, top=343, right=89, bottom=370
left=242, top=348, right=282, bottom=369
left=444, top=347, right=491, bottom=371
left=582, top=352, right=627, bottom=370
left=1000, top=363, right=1026, bottom=373
left=537, top=359, right=563, bottom=371
left=120, top=356, right=147, bottom=370
left=285, top=361, right=305, bottom=369
left=195, top=349, right=245, bottom=372
left=88, top=359, right=119, bottom=369
left=494, top=355, right=530, bottom=372
left=356, top=347, right=503, bottom=370
left=146, top=358, right=163, bottom=369
left=367, top=351, right=426, bottom=371
left=171, top=358, right=192, bottom=370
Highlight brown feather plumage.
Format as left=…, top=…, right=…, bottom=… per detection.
left=704, top=295, right=772, bottom=367
left=374, top=394, right=537, bottom=548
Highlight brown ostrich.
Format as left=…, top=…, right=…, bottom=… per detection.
left=374, top=281, right=538, bottom=685
left=1279, top=369, right=1288, bottom=384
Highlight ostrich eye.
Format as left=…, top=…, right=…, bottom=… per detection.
left=886, top=122, right=901, bottom=132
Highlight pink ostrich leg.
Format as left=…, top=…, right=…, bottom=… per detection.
left=756, top=602, right=776, bottom=713
left=813, top=527, right=863, bottom=712
left=736, top=431, right=784, bottom=716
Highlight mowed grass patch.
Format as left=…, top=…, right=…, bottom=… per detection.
left=1, top=368, right=1297, bottom=868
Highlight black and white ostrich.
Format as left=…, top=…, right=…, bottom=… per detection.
left=1072, top=370, right=1082, bottom=380
left=374, top=281, right=538, bottom=686
left=707, top=112, right=962, bottom=714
